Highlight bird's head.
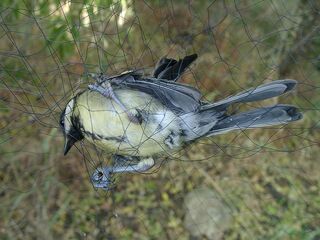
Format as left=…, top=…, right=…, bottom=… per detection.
left=60, top=98, right=84, bottom=155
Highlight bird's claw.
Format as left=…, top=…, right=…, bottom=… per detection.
left=91, top=167, right=114, bottom=191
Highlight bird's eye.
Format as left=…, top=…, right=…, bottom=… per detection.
left=59, top=110, right=65, bottom=129
left=60, top=118, right=64, bottom=127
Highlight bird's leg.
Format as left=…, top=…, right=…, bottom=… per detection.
left=88, top=82, right=141, bottom=124
left=91, top=156, right=155, bottom=190
left=111, top=154, right=139, bottom=166
left=112, top=156, right=155, bottom=174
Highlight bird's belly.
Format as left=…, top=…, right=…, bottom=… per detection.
left=77, top=90, right=183, bottom=156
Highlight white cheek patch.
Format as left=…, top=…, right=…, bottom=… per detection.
left=65, top=99, right=74, bottom=115
left=64, top=99, right=74, bottom=133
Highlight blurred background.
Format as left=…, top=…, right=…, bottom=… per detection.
left=0, top=0, right=319, bottom=239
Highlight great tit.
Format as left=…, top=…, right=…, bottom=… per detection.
left=60, top=54, right=303, bottom=190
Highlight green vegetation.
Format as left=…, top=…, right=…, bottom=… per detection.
left=0, top=0, right=319, bottom=239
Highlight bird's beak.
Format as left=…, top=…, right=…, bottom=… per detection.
left=63, top=136, right=76, bottom=155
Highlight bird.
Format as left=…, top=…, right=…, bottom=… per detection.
left=59, top=53, right=303, bottom=190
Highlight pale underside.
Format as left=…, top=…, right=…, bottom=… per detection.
left=75, top=89, right=183, bottom=157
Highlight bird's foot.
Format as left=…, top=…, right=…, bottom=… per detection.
left=91, top=157, right=155, bottom=191
left=91, top=167, right=114, bottom=191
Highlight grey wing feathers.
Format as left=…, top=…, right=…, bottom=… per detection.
left=121, top=78, right=202, bottom=113
left=97, top=54, right=201, bottom=114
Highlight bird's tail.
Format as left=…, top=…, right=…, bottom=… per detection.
left=182, top=80, right=302, bottom=141
left=203, top=79, right=302, bottom=136
left=206, top=104, right=302, bottom=136
left=201, top=79, right=297, bottom=111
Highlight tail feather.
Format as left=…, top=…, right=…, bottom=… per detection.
left=181, top=80, right=302, bottom=142
left=207, top=104, right=302, bottom=136
left=153, top=54, right=198, bottom=81
left=201, top=80, right=297, bottom=111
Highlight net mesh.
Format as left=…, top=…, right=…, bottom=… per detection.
left=1, top=0, right=319, bottom=239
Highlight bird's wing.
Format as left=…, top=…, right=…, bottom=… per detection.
left=97, top=53, right=197, bottom=83
left=153, top=57, right=177, bottom=78
left=153, top=54, right=198, bottom=81
left=107, top=74, right=202, bottom=114
left=102, top=70, right=144, bottom=80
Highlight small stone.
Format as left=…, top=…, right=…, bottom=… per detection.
left=184, top=187, right=232, bottom=240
